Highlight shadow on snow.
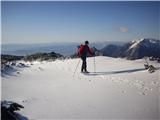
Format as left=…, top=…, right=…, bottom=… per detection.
left=83, top=68, right=147, bottom=76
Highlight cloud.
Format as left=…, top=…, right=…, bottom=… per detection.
left=119, top=27, right=129, bottom=33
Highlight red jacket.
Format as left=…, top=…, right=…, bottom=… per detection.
left=78, top=45, right=93, bottom=57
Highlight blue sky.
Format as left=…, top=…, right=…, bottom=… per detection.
left=2, top=1, right=159, bottom=44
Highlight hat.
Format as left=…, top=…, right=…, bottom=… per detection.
left=85, top=41, right=89, bottom=44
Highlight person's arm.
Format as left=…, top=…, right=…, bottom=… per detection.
left=87, top=46, right=94, bottom=55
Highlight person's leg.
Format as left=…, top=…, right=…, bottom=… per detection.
left=83, top=57, right=88, bottom=72
left=81, top=57, right=85, bottom=72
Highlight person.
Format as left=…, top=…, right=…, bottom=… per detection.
left=78, top=41, right=94, bottom=73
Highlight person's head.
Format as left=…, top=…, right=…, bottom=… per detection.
left=85, top=41, right=89, bottom=45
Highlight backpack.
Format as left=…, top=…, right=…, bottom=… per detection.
left=78, top=45, right=85, bottom=56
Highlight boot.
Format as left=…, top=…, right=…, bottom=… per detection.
left=84, top=69, right=89, bottom=73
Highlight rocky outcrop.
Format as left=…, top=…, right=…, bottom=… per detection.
left=23, top=52, right=63, bottom=61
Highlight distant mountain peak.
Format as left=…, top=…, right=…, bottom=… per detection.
left=132, top=38, right=159, bottom=44
left=101, top=38, right=160, bottom=60
left=130, top=38, right=160, bottom=50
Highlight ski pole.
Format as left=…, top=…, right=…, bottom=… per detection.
left=73, top=59, right=81, bottom=77
left=94, top=56, right=96, bottom=73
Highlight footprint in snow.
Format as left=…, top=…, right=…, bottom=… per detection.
left=22, top=97, right=37, bottom=104
left=17, top=72, right=20, bottom=74
left=38, top=67, right=44, bottom=71
left=142, top=92, right=147, bottom=95
left=22, top=100, right=28, bottom=103
left=152, top=81, right=159, bottom=86
left=138, top=92, right=147, bottom=95
left=143, top=87, right=150, bottom=91
left=122, top=90, right=126, bottom=94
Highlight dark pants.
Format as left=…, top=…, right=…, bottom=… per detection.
left=81, top=56, right=87, bottom=72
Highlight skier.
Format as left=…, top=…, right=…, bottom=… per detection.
left=78, top=41, right=94, bottom=73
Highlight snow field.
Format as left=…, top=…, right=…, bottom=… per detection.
left=2, top=56, right=160, bottom=120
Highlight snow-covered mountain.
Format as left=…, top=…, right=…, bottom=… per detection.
left=101, top=38, right=160, bottom=60
left=2, top=56, right=159, bottom=120
left=118, top=38, right=160, bottom=59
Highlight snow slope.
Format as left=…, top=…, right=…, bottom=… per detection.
left=1, top=56, right=160, bottom=120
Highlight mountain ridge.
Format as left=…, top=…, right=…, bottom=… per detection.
left=100, top=38, right=160, bottom=60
